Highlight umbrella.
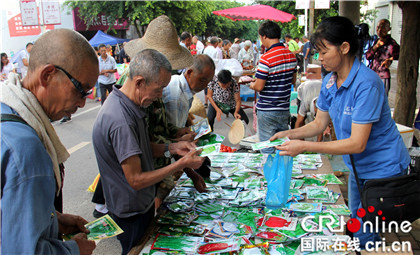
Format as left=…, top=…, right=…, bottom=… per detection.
left=212, top=4, right=295, bottom=23
left=89, top=30, right=130, bottom=47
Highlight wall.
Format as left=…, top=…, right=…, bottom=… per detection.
left=1, top=4, right=74, bottom=57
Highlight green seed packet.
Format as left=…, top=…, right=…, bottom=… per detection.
left=151, top=234, right=203, bottom=253
left=306, top=186, right=330, bottom=200
left=251, top=138, right=289, bottom=151
left=312, top=191, right=340, bottom=204
left=303, top=176, right=328, bottom=187
left=63, top=214, right=124, bottom=241
left=196, top=143, right=220, bottom=156
left=312, top=173, right=343, bottom=185
left=168, top=223, right=206, bottom=236
left=312, top=211, right=341, bottom=229
left=195, top=203, right=225, bottom=213
left=288, top=202, right=322, bottom=213
left=323, top=204, right=351, bottom=216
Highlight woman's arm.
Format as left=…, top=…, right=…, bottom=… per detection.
left=271, top=110, right=331, bottom=141
left=233, top=92, right=242, bottom=119
left=276, top=122, right=372, bottom=156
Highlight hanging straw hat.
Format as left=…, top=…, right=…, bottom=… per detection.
left=228, top=119, right=245, bottom=145
left=125, top=15, right=193, bottom=70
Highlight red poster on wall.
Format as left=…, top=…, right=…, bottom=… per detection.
left=7, top=8, right=55, bottom=37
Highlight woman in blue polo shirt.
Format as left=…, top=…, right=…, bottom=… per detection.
left=270, top=16, right=410, bottom=247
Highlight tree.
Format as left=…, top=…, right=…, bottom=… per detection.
left=393, top=2, right=420, bottom=127
left=63, top=1, right=258, bottom=41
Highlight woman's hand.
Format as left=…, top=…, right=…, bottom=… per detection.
left=234, top=112, right=241, bottom=119
left=216, top=109, right=223, bottom=122
left=276, top=140, right=307, bottom=157
left=270, top=130, right=294, bottom=141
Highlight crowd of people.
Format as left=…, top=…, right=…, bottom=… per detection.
left=1, top=12, right=409, bottom=255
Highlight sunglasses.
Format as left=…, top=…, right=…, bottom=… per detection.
left=54, top=65, right=92, bottom=99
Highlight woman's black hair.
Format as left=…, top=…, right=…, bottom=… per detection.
left=1, top=52, right=7, bottom=72
left=310, top=16, right=359, bottom=57
left=217, top=69, right=232, bottom=84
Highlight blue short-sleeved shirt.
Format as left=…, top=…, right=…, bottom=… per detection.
left=317, top=59, right=410, bottom=179
left=92, top=87, right=155, bottom=218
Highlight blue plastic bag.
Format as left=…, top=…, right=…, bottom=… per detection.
left=263, top=151, right=293, bottom=209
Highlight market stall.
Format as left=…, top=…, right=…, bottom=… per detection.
left=128, top=151, right=349, bottom=255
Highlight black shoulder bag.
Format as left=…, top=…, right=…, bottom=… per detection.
left=349, top=154, right=420, bottom=224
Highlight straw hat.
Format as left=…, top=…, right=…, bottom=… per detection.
left=125, top=15, right=193, bottom=70
left=228, top=119, right=245, bottom=144
left=189, top=95, right=207, bottom=119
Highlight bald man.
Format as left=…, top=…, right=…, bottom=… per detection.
left=1, top=29, right=98, bottom=254
left=92, top=49, right=204, bottom=254
left=162, top=54, right=215, bottom=128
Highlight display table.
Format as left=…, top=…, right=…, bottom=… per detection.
left=128, top=154, right=346, bottom=255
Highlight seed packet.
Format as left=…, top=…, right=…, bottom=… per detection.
left=262, top=216, right=298, bottom=231
left=255, top=230, right=288, bottom=242
left=166, top=201, right=195, bottom=213
left=279, top=223, right=310, bottom=240
left=284, top=240, right=302, bottom=255
left=251, top=137, right=289, bottom=151
left=151, top=234, right=203, bottom=253
left=323, top=204, right=351, bottom=216
left=63, top=214, right=123, bottom=241
left=191, top=118, right=212, bottom=140
left=196, top=238, right=242, bottom=254
left=312, top=210, right=341, bottom=229
left=288, top=189, right=303, bottom=196
left=196, top=203, right=225, bottom=213
left=238, top=242, right=269, bottom=255
left=295, top=154, right=322, bottom=163
left=312, top=191, right=341, bottom=204
left=299, top=162, right=319, bottom=170
left=168, top=224, right=206, bottom=236
left=312, top=173, right=343, bottom=185
left=288, top=202, right=322, bottom=213
left=207, top=223, right=235, bottom=239
left=196, top=143, right=220, bottom=156
left=306, top=186, right=330, bottom=200
left=268, top=244, right=288, bottom=255
left=303, top=176, right=328, bottom=187
left=287, top=194, right=305, bottom=203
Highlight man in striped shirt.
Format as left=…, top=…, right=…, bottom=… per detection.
left=250, top=20, right=297, bottom=153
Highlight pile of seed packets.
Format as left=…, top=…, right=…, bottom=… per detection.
left=143, top=153, right=351, bottom=255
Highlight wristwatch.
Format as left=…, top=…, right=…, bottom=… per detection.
left=164, top=144, right=171, bottom=158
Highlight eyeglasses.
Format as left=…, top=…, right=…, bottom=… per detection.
left=54, top=65, right=92, bottom=99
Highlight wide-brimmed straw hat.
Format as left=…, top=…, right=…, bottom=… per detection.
left=125, top=15, right=193, bottom=70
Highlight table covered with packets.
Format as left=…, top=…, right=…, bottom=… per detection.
left=129, top=153, right=351, bottom=255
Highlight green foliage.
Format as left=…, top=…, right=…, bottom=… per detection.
left=256, top=0, right=339, bottom=38
left=63, top=0, right=259, bottom=41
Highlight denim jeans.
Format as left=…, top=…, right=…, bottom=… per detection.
left=257, top=110, right=290, bottom=154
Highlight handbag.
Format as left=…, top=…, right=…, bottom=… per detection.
left=215, top=101, right=231, bottom=114
left=349, top=155, right=420, bottom=223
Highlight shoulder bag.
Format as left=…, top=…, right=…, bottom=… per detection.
left=349, top=155, right=420, bottom=224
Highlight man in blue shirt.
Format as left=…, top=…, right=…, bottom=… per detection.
left=1, top=29, right=98, bottom=254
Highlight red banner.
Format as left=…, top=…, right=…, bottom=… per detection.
left=72, top=7, right=128, bottom=31
left=7, top=8, right=55, bottom=37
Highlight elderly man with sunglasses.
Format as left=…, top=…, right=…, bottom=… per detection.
left=1, top=29, right=98, bottom=255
